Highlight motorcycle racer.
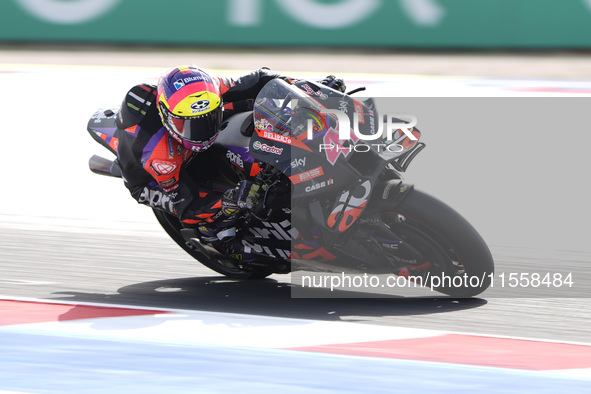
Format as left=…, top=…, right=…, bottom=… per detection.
left=114, top=65, right=345, bottom=256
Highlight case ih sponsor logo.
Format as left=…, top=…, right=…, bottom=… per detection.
left=151, top=160, right=177, bottom=175
left=253, top=140, right=283, bottom=155
left=305, top=178, right=334, bottom=193
left=257, top=129, right=292, bottom=145
left=290, top=167, right=324, bottom=185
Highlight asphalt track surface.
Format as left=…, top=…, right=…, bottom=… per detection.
left=1, top=225, right=590, bottom=344
left=0, top=48, right=590, bottom=390
left=0, top=48, right=589, bottom=339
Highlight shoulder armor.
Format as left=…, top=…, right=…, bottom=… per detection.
left=117, top=84, right=160, bottom=129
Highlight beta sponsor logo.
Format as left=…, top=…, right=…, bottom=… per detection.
left=226, top=149, right=244, bottom=169
left=290, top=166, right=324, bottom=185
left=258, top=129, right=292, bottom=145
left=253, top=140, right=283, bottom=155
left=151, top=160, right=177, bottom=176
left=305, top=178, right=334, bottom=193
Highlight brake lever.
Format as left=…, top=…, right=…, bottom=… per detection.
left=346, top=87, right=366, bottom=95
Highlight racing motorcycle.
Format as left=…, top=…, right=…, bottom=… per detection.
left=87, top=79, right=494, bottom=297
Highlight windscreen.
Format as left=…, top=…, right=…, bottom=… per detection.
left=253, top=79, right=328, bottom=139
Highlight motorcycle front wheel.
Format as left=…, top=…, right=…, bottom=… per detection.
left=379, top=188, right=494, bottom=297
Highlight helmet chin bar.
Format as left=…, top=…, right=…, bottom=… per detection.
left=156, top=65, right=224, bottom=152
left=159, top=100, right=223, bottom=146
left=178, top=131, right=219, bottom=153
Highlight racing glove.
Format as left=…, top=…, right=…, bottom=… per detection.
left=198, top=180, right=261, bottom=242
left=318, top=75, right=346, bottom=93
left=222, top=180, right=261, bottom=214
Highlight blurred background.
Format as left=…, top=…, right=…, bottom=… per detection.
left=1, top=0, right=590, bottom=360
left=0, top=0, right=591, bottom=77
left=1, top=4, right=591, bottom=391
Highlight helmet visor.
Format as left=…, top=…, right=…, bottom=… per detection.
left=160, top=103, right=222, bottom=144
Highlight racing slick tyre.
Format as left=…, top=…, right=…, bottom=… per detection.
left=379, top=188, right=494, bottom=297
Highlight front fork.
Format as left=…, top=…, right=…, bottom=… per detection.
left=361, top=179, right=433, bottom=276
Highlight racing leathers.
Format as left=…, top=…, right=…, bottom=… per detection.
left=114, top=68, right=283, bottom=239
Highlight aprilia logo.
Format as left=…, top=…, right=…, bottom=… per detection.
left=248, top=219, right=295, bottom=241
left=226, top=150, right=244, bottom=169
left=139, top=188, right=174, bottom=212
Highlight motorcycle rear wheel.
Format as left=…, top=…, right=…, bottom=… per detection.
left=379, top=188, right=494, bottom=297
left=153, top=209, right=274, bottom=279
